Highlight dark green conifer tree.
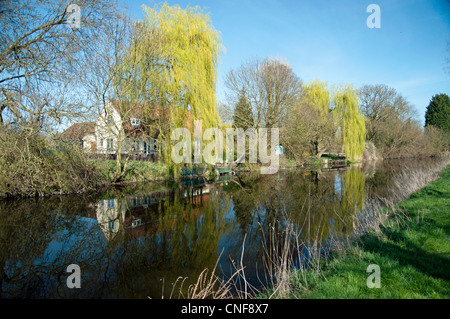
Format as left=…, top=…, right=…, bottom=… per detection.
left=425, top=93, right=450, bottom=133
left=232, top=89, right=254, bottom=130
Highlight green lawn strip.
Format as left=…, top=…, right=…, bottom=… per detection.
left=287, top=166, right=450, bottom=299
left=94, top=160, right=167, bottom=183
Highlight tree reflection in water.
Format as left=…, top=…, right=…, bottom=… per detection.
left=0, top=158, right=442, bottom=298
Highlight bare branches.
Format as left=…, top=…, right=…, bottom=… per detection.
left=0, top=0, right=122, bottom=133
left=357, top=84, right=434, bottom=158
left=224, top=58, right=302, bottom=130
left=358, top=84, right=416, bottom=123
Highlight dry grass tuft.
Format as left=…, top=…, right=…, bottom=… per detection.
left=164, top=250, right=247, bottom=299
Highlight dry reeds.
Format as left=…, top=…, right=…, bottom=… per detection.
left=260, top=220, right=297, bottom=298
left=389, top=159, right=450, bottom=202
left=162, top=249, right=249, bottom=299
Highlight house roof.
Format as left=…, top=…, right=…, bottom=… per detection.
left=109, top=100, right=170, bottom=121
left=108, top=99, right=193, bottom=137
left=59, top=122, right=95, bottom=140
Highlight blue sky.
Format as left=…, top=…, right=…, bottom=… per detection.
left=121, top=0, right=450, bottom=125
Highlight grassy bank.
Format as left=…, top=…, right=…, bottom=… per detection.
left=280, top=165, right=450, bottom=298
left=94, top=160, right=168, bottom=184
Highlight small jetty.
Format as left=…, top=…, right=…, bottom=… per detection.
left=180, top=163, right=237, bottom=178
left=181, top=155, right=244, bottom=178
left=180, top=166, right=206, bottom=178
left=320, top=153, right=347, bottom=168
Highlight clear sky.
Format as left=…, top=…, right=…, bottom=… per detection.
left=121, top=0, right=450, bottom=125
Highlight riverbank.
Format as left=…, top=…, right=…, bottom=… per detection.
left=260, top=164, right=450, bottom=299
left=0, top=128, right=444, bottom=200
left=94, top=159, right=168, bottom=184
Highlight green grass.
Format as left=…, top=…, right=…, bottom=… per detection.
left=94, top=160, right=168, bottom=184
left=279, top=166, right=450, bottom=299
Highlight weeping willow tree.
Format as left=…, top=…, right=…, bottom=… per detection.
left=141, top=3, right=223, bottom=127
left=282, top=80, right=335, bottom=160
left=302, top=80, right=336, bottom=157
left=118, top=3, right=224, bottom=173
left=333, top=86, right=366, bottom=161
left=302, top=80, right=331, bottom=116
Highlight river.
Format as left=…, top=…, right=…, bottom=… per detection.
left=0, top=157, right=443, bottom=298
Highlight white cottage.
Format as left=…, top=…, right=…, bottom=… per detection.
left=59, top=100, right=163, bottom=160
left=95, top=100, right=160, bottom=158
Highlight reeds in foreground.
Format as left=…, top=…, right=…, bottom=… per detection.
left=159, top=250, right=244, bottom=299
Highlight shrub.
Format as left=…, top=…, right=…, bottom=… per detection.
left=0, top=127, right=101, bottom=197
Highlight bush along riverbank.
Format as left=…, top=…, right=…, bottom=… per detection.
left=0, top=127, right=168, bottom=199
left=258, top=161, right=450, bottom=299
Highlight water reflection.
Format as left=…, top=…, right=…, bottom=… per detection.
left=0, top=158, right=443, bottom=298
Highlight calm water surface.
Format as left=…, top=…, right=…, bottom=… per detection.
left=0, top=158, right=441, bottom=298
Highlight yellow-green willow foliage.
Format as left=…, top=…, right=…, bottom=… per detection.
left=140, top=3, right=223, bottom=130
left=302, top=80, right=331, bottom=115
left=118, top=3, right=224, bottom=173
left=286, top=80, right=335, bottom=158
left=333, top=86, right=366, bottom=160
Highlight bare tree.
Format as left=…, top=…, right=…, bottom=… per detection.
left=77, top=8, right=132, bottom=180
left=357, top=84, right=427, bottom=157
left=358, top=84, right=417, bottom=143
left=224, top=58, right=303, bottom=130
left=281, top=96, right=336, bottom=162
left=358, top=84, right=416, bottom=122
left=0, top=0, right=120, bottom=135
left=79, top=14, right=174, bottom=181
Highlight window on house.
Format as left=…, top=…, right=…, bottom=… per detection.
left=107, top=138, right=114, bottom=150
left=144, top=139, right=157, bottom=154
left=131, top=118, right=141, bottom=126
left=132, top=218, right=142, bottom=228
left=106, top=115, right=113, bottom=125
left=132, top=140, right=139, bottom=152
left=107, top=199, right=115, bottom=208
